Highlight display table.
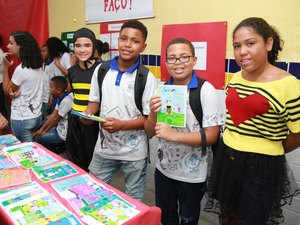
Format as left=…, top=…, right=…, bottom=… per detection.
left=0, top=141, right=161, bottom=225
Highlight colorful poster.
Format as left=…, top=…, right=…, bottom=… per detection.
left=3, top=142, right=52, bottom=169
left=0, top=150, right=16, bottom=170
left=157, top=85, right=187, bottom=127
left=0, top=169, right=31, bottom=188
left=0, top=134, right=20, bottom=149
left=52, top=174, right=139, bottom=224
left=32, top=161, right=78, bottom=183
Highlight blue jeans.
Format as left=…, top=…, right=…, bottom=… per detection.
left=34, top=127, right=64, bottom=146
left=155, top=169, right=206, bottom=225
left=11, top=116, right=42, bottom=142
left=89, top=154, right=147, bottom=201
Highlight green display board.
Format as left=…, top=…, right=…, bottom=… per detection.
left=61, top=31, right=75, bottom=52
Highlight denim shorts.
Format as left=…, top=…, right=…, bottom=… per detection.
left=89, top=153, right=147, bottom=201
left=11, top=116, right=42, bottom=142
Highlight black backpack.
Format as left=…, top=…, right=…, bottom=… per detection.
left=166, top=76, right=217, bottom=156
left=97, top=60, right=149, bottom=115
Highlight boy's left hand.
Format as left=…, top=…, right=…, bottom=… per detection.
left=155, top=122, right=175, bottom=141
left=101, top=118, right=124, bottom=133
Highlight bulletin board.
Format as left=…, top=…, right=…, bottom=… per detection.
left=61, top=31, right=76, bottom=52
left=100, top=21, right=127, bottom=60
left=161, top=22, right=227, bottom=89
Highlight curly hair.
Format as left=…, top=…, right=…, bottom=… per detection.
left=46, top=37, right=70, bottom=60
left=233, top=17, right=283, bottom=65
left=11, top=31, right=43, bottom=69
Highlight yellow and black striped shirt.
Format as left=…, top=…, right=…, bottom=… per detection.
left=68, top=61, right=100, bottom=112
left=223, top=71, right=300, bottom=155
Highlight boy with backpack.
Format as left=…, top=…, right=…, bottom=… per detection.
left=85, top=20, right=158, bottom=201
left=144, top=38, right=223, bottom=225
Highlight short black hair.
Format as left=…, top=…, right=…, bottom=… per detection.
left=121, top=20, right=148, bottom=41
left=166, top=38, right=195, bottom=57
left=51, top=76, right=68, bottom=91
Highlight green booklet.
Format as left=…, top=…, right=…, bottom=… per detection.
left=71, top=110, right=106, bottom=122
left=157, top=84, right=187, bottom=127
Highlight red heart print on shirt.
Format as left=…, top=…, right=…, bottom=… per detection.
left=226, top=88, right=269, bottom=126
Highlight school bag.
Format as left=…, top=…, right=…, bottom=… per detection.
left=97, top=60, right=149, bottom=115
left=189, top=77, right=221, bottom=156
left=166, top=76, right=217, bottom=156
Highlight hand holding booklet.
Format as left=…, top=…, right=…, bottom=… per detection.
left=71, top=110, right=106, bottom=122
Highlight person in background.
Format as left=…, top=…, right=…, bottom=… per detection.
left=94, top=39, right=109, bottom=62
left=204, top=17, right=300, bottom=225
left=33, top=76, right=73, bottom=153
left=86, top=20, right=158, bottom=201
left=144, top=37, right=222, bottom=225
left=0, top=34, right=8, bottom=120
left=40, top=43, right=53, bottom=121
left=46, top=37, right=75, bottom=78
left=46, top=37, right=75, bottom=113
left=66, top=27, right=101, bottom=171
left=2, top=31, right=46, bottom=142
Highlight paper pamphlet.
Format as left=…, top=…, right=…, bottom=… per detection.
left=71, top=110, right=106, bottom=122
left=0, top=169, right=31, bottom=188
left=157, top=84, right=187, bottom=127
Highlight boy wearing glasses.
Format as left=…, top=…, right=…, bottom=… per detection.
left=144, top=38, right=223, bottom=225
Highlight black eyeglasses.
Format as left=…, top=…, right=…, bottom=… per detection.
left=166, top=56, right=192, bottom=64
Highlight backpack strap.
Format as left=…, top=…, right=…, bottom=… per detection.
left=134, top=64, right=149, bottom=115
left=189, top=77, right=207, bottom=156
left=97, top=60, right=111, bottom=104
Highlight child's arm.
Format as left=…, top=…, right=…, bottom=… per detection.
left=283, top=131, right=300, bottom=153
left=144, top=95, right=161, bottom=137
left=33, top=110, right=61, bottom=138
left=155, top=124, right=220, bottom=147
left=101, top=116, right=147, bottom=133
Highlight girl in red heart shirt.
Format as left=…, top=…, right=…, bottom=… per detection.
left=205, top=17, right=300, bottom=225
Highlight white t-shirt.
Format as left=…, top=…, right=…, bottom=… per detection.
left=55, top=93, right=73, bottom=141
left=48, top=52, right=72, bottom=79
left=89, top=64, right=158, bottom=161
left=156, top=82, right=225, bottom=183
left=11, top=65, right=46, bottom=120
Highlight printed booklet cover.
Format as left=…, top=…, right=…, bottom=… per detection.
left=71, top=110, right=106, bottom=123
left=157, top=85, right=187, bottom=127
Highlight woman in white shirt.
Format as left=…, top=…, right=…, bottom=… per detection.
left=46, top=37, right=75, bottom=78
left=3, top=31, right=46, bottom=142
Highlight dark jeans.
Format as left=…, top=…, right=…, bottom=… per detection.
left=155, top=169, right=206, bottom=225
left=66, top=113, right=99, bottom=172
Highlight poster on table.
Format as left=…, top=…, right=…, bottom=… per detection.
left=85, top=0, right=154, bottom=23
left=161, top=21, right=227, bottom=90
